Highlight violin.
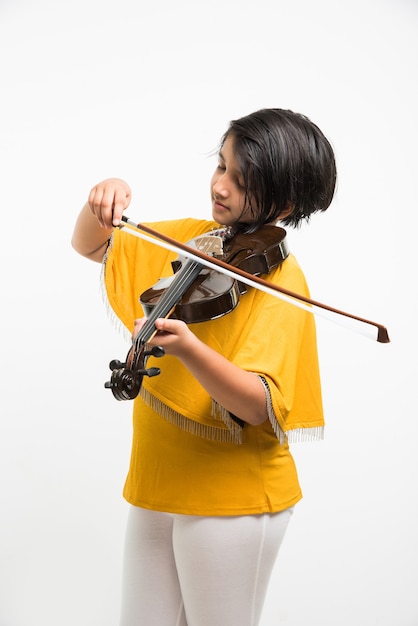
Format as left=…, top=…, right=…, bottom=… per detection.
left=104, top=225, right=289, bottom=400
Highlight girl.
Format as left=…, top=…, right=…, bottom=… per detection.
left=72, top=108, right=337, bottom=626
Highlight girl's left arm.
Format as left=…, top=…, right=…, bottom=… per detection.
left=134, top=317, right=268, bottom=425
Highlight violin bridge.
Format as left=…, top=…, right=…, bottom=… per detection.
left=193, top=235, right=224, bottom=257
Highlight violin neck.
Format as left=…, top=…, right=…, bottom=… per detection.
left=136, top=259, right=203, bottom=344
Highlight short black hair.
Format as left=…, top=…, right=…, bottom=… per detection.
left=221, top=108, right=337, bottom=231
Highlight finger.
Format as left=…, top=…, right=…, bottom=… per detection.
left=100, top=187, right=120, bottom=228
left=88, top=186, right=107, bottom=227
left=88, top=185, right=102, bottom=211
left=132, top=317, right=148, bottom=340
left=112, top=188, right=131, bottom=226
left=154, top=318, right=185, bottom=334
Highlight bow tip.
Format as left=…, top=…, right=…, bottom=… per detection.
left=377, top=326, right=390, bottom=343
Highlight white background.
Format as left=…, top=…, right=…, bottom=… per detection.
left=0, top=0, right=417, bottom=624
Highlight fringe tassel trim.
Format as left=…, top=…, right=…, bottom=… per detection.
left=211, top=400, right=243, bottom=445
left=140, top=387, right=243, bottom=445
left=284, top=426, right=324, bottom=443
left=258, top=376, right=324, bottom=444
left=100, top=238, right=132, bottom=342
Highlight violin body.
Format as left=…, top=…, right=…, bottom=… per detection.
left=140, top=267, right=241, bottom=324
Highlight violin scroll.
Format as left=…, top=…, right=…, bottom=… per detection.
left=104, top=345, right=165, bottom=401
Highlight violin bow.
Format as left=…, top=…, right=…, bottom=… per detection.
left=119, top=216, right=390, bottom=344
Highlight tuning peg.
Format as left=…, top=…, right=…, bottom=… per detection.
left=145, top=367, right=161, bottom=377
left=144, top=346, right=165, bottom=358
left=109, top=359, right=126, bottom=370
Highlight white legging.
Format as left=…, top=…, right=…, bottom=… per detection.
left=119, top=505, right=293, bottom=626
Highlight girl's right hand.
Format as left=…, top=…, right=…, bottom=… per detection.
left=88, top=178, right=132, bottom=229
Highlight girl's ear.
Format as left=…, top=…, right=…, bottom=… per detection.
left=279, top=201, right=294, bottom=220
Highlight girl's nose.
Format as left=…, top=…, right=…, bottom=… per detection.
left=212, top=173, right=229, bottom=198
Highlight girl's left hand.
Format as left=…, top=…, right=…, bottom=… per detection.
left=133, top=317, right=268, bottom=425
left=133, top=317, right=196, bottom=357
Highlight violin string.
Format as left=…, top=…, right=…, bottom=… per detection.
left=134, top=236, right=216, bottom=348
left=134, top=259, right=201, bottom=346
left=138, top=235, right=217, bottom=333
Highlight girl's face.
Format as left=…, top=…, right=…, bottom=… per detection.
left=210, top=135, right=254, bottom=226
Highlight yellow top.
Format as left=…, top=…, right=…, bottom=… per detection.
left=103, top=218, right=324, bottom=515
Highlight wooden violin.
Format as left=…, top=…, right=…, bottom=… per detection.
left=104, top=224, right=289, bottom=400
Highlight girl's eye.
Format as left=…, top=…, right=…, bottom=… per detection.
left=215, top=161, right=245, bottom=189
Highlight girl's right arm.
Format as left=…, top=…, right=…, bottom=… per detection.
left=71, top=178, right=132, bottom=262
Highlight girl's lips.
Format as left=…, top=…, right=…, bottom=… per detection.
left=213, top=200, right=229, bottom=211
